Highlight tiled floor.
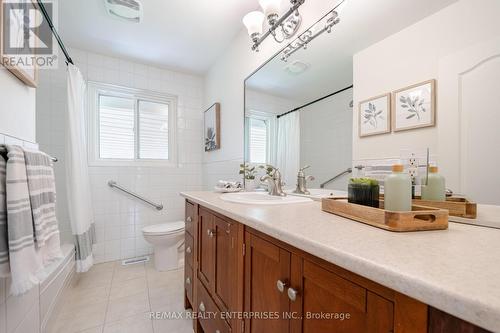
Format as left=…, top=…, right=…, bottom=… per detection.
left=50, top=260, right=193, bottom=333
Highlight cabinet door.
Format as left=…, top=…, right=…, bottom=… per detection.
left=244, top=232, right=290, bottom=333
left=290, top=259, right=394, bottom=333
left=198, top=208, right=214, bottom=290
left=213, top=216, right=237, bottom=313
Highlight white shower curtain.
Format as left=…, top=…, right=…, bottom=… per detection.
left=275, top=112, right=301, bottom=187
left=66, top=64, right=95, bottom=272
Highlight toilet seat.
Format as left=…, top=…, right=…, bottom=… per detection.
left=142, top=221, right=185, bottom=236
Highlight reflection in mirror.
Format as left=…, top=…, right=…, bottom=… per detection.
left=244, top=2, right=354, bottom=195
left=244, top=0, right=500, bottom=228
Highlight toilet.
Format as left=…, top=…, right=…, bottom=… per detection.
left=142, top=221, right=185, bottom=271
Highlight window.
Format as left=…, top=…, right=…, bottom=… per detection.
left=248, top=118, right=268, bottom=164
left=245, top=110, right=276, bottom=165
left=88, top=82, right=177, bottom=166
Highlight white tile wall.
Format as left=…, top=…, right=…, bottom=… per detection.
left=36, top=48, right=204, bottom=263
left=202, top=158, right=243, bottom=191
left=300, top=88, right=353, bottom=191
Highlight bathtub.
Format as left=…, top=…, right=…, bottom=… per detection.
left=40, top=243, right=76, bottom=333
left=0, top=243, right=75, bottom=333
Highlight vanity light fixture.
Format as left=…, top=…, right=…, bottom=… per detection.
left=280, top=6, right=342, bottom=62
left=243, top=0, right=305, bottom=51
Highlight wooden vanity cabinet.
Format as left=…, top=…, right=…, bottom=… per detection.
left=194, top=206, right=245, bottom=333
left=184, top=200, right=197, bottom=311
left=186, top=200, right=491, bottom=333
left=244, top=229, right=402, bottom=333
left=290, top=257, right=395, bottom=333
left=244, top=232, right=291, bottom=333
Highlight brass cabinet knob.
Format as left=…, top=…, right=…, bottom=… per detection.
left=185, top=277, right=191, bottom=285
left=207, top=229, right=215, bottom=238
left=186, top=216, right=192, bottom=222
left=199, top=302, right=206, bottom=312
left=186, top=246, right=192, bottom=254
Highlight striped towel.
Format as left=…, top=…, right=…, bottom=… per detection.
left=24, top=149, right=63, bottom=264
left=0, top=155, right=9, bottom=277
left=5, top=145, right=43, bottom=295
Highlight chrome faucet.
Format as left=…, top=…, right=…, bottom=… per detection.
left=293, top=166, right=315, bottom=195
left=260, top=167, right=286, bottom=197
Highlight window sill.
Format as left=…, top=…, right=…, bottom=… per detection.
left=88, top=158, right=179, bottom=168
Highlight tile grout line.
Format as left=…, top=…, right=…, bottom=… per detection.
left=144, top=262, right=156, bottom=333
left=100, top=261, right=117, bottom=333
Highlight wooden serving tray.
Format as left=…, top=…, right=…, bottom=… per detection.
left=322, top=198, right=448, bottom=232
left=412, top=196, right=477, bottom=219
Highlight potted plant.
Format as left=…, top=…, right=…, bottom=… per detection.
left=240, top=164, right=259, bottom=191
left=348, top=178, right=380, bottom=208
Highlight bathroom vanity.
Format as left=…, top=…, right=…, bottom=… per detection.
left=182, top=192, right=498, bottom=333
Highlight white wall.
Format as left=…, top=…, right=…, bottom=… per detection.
left=203, top=0, right=338, bottom=189
left=0, top=69, right=40, bottom=332
left=300, top=88, right=353, bottom=190
left=0, top=70, right=36, bottom=141
left=36, top=48, right=204, bottom=263
left=246, top=89, right=296, bottom=116
left=352, top=0, right=500, bottom=189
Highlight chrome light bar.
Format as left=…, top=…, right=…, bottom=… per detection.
left=281, top=7, right=341, bottom=62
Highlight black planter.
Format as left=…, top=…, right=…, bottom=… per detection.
left=348, top=183, right=380, bottom=208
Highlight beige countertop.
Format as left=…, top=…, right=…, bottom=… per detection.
left=181, top=191, right=500, bottom=332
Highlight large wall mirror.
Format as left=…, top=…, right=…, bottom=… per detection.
left=244, top=0, right=500, bottom=226
left=244, top=3, right=354, bottom=193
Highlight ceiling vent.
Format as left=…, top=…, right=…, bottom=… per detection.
left=104, top=0, right=143, bottom=23
left=284, top=60, right=310, bottom=76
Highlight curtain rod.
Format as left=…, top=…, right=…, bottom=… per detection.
left=36, top=0, right=73, bottom=65
left=277, top=85, right=353, bottom=119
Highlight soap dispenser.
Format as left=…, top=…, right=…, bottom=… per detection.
left=421, top=166, right=446, bottom=201
left=384, top=164, right=412, bottom=212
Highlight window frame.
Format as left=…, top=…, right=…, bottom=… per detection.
left=87, top=81, right=178, bottom=167
left=244, top=110, right=277, bottom=165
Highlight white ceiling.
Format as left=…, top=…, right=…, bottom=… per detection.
left=246, top=0, right=458, bottom=103
left=58, top=0, right=258, bottom=74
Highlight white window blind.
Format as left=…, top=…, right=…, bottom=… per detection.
left=248, top=118, right=268, bottom=164
left=95, top=88, right=173, bottom=163
left=139, top=100, right=169, bottom=159
left=99, top=95, right=135, bottom=159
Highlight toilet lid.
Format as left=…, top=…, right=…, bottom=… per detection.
left=142, top=221, right=185, bottom=236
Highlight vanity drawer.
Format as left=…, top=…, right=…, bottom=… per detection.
left=197, top=281, right=231, bottom=333
left=185, top=263, right=194, bottom=304
left=185, top=201, right=195, bottom=237
left=185, top=232, right=194, bottom=268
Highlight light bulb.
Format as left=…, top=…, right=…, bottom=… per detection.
left=243, top=11, right=265, bottom=37
left=259, top=0, right=281, bottom=17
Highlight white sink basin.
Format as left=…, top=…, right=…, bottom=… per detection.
left=286, top=189, right=347, bottom=201
left=220, top=191, right=313, bottom=205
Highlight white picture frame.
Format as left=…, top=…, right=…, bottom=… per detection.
left=359, top=93, right=391, bottom=137
left=393, top=79, right=436, bottom=132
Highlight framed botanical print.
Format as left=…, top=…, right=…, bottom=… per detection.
left=359, top=93, right=391, bottom=137
left=204, top=103, right=220, bottom=152
left=393, top=79, right=436, bottom=132
left=0, top=0, right=39, bottom=87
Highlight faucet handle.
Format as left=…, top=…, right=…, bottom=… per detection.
left=300, top=165, right=311, bottom=172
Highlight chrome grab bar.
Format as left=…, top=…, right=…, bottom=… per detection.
left=320, top=165, right=365, bottom=189
left=108, top=180, right=164, bottom=211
